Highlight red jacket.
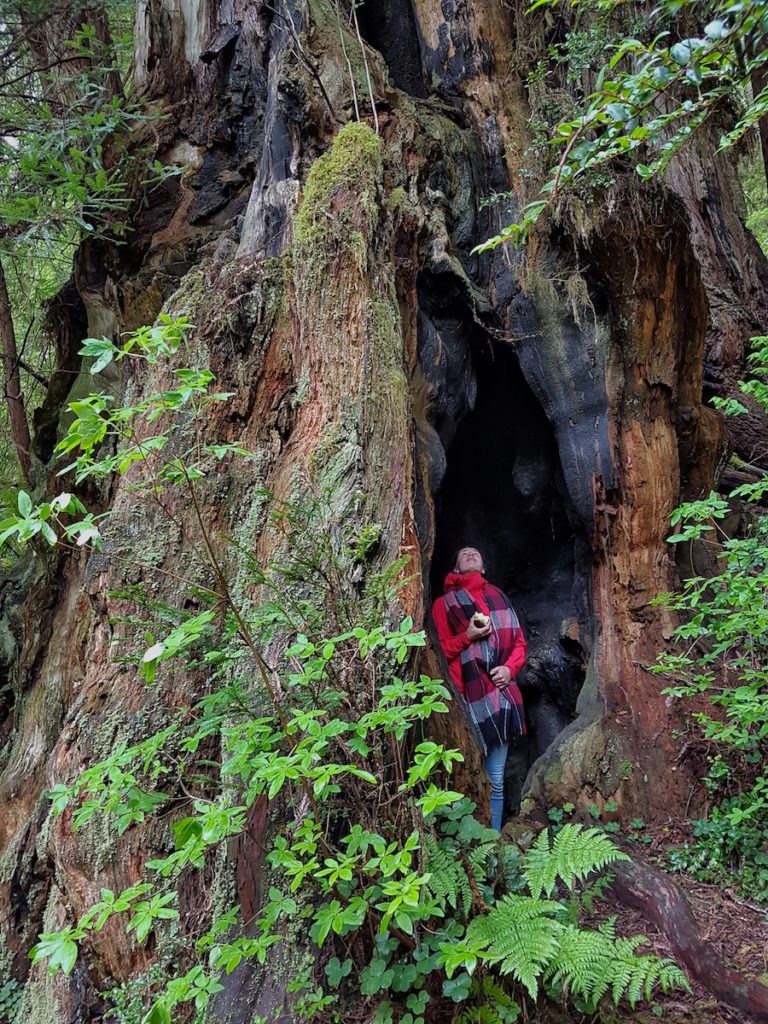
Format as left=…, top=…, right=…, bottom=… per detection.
left=431, top=571, right=526, bottom=696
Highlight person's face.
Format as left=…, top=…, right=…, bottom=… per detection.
left=455, top=547, right=484, bottom=573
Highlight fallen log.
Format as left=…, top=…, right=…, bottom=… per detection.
left=610, top=856, right=768, bottom=1022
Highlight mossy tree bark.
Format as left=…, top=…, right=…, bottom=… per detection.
left=1, top=0, right=766, bottom=1018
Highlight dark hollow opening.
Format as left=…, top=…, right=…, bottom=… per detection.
left=420, top=278, right=590, bottom=809
left=356, top=0, right=427, bottom=97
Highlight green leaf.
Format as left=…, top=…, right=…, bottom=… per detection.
left=29, top=930, right=80, bottom=975
left=47, top=783, right=71, bottom=815
left=40, top=522, right=58, bottom=545
left=324, top=956, right=353, bottom=988
left=442, top=972, right=472, bottom=1002
left=142, top=1001, right=171, bottom=1024
left=605, top=102, right=631, bottom=121
left=703, top=20, right=727, bottom=41
left=670, top=41, right=693, bottom=65
left=172, top=816, right=203, bottom=848
left=91, top=349, right=116, bottom=374
left=143, top=642, right=166, bottom=663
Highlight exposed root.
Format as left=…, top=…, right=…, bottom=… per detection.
left=610, top=855, right=768, bottom=1022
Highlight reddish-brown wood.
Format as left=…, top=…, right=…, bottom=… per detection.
left=611, top=856, right=768, bottom=1022
left=0, top=1, right=765, bottom=1017
left=0, top=259, right=32, bottom=483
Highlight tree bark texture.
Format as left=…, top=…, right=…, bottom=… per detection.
left=0, top=258, right=32, bottom=483
left=1, top=0, right=767, bottom=1018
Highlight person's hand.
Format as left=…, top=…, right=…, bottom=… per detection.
left=466, top=620, right=492, bottom=641
left=490, top=665, right=511, bottom=688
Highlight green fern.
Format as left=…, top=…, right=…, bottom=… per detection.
left=499, top=844, right=526, bottom=893
left=464, top=895, right=563, bottom=997
left=579, top=871, right=613, bottom=914
left=457, top=976, right=520, bottom=1023
left=425, top=836, right=473, bottom=915
left=547, top=921, right=689, bottom=1006
left=461, top=825, right=688, bottom=1008
left=523, top=823, right=628, bottom=899
left=609, top=936, right=689, bottom=1006
left=545, top=919, right=618, bottom=1003
left=466, top=840, right=496, bottom=879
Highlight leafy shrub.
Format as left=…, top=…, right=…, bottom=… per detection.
left=480, top=0, right=768, bottom=248
left=655, top=336, right=768, bottom=900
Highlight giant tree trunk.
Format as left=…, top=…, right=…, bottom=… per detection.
left=0, top=259, right=32, bottom=483
left=1, top=0, right=767, bottom=1019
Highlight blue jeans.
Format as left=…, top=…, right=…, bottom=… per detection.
left=485, top=743, right=509, bottom=832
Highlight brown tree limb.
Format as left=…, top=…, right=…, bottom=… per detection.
left=0, top=353, right=48, bottom=388
left=610, top=856, right=768, bottom=1022
left=0, top=257, right=31, bottom=483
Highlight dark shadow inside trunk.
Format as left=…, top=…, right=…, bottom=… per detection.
left=419, top=275, right=591, bottom=810
left=356, top=0, right=427, bottom=98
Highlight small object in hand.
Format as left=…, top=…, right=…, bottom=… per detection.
left=472, top=612, right=490, bottom=629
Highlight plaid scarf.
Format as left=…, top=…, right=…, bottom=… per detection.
left=442, top=574, right=526, bottom=755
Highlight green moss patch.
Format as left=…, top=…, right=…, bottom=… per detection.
left=293, top=122, right=383, bottom=275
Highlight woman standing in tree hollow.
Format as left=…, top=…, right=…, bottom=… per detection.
left=431, top=546, right=526, bottom=831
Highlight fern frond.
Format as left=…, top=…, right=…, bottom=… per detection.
left=465, top=894, right=563, bottom=998
left=425, top=836, right=473, bottom=915
left=457, top=976, right=520, bottom=1023
left=579, top=870, right=613, bottom=913
left=546, top=922, right=689, bottom=1007
left=611, top=936, right=689, bottom=1005
left=467, top=839, right=496, bottom=879
left=500, top=844, right=525, bottom=893
left=523, top=824, right=628, bottom=899
left=546, top=921, right=617, bottom=1002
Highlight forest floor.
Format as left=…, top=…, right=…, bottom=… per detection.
left=585, top=821, right=767, bottom=1024
left=609, top=877, right=767, bottom=1023
left=499, top=814, right=768, bottom=1024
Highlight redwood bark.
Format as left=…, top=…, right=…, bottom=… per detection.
left=0, top=258, right=32, bottom=483
left=0, top=0, right=766, bottom=1019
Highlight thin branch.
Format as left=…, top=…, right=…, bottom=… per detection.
left=0, top=53, right=84, bottom=91
left=0, top=352, right=48, bottom=387
left=263, top=2, right=343, bottom=125
left=178, top=462, right=291, bottom=733
left=334, top=1, right=359, bottom=121
left=349, top=1, right=378, bottom=133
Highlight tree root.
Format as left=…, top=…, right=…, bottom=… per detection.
left=610, top=856, right=768, bottom=1022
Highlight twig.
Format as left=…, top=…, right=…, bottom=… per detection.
left=0, top=352, right=48, bottom=387
left=334, top=1, right=359, bottom=121
left=263, top=2, right=342, bottom=125
left=462, top=855, right=490, bottom=913
left=349, top=1, right=378, bottom=133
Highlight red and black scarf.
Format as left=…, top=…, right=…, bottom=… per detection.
left=442, top=572, right=526, bottom=754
